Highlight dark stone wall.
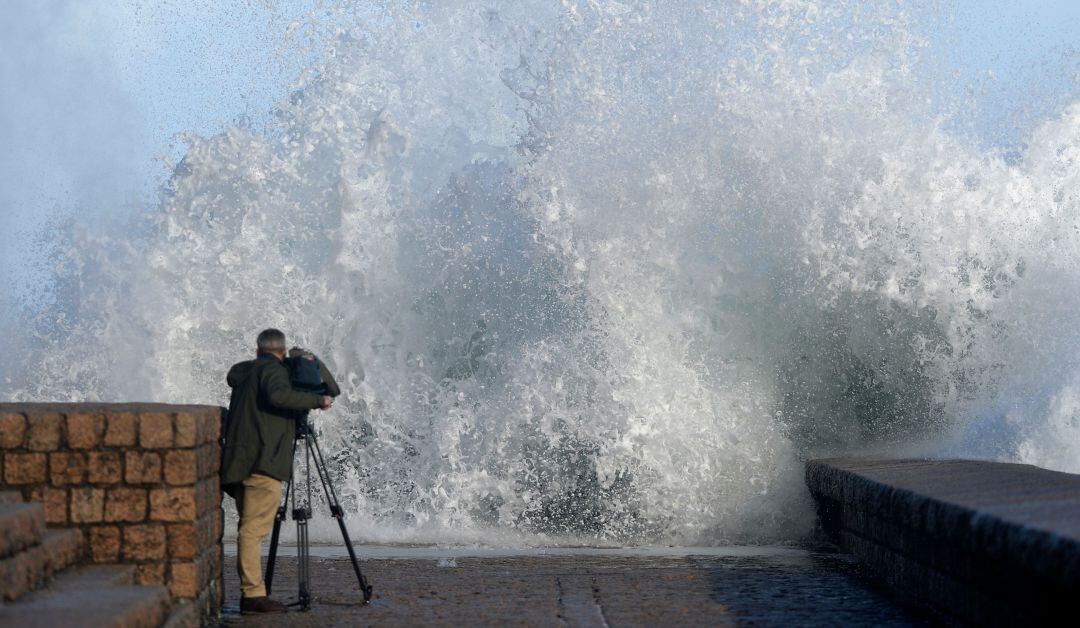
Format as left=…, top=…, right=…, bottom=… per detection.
left=806, top=458, right=1080, bottom=625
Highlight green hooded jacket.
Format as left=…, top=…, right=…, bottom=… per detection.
left=221, top=354, right=323, bottom=491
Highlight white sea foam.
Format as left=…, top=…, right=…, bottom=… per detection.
left=6, top=1, right=1080, bottom=544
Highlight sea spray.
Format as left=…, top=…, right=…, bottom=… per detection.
left=5, top=1, right=1080, bottom=544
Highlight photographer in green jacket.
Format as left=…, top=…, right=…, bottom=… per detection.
left=221, top=329, right=333, bottom=614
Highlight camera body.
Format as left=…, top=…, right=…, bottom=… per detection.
left=285, top=353, right=329, bottom=439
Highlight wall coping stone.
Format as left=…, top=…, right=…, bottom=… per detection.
left=806, top=457, right=1080, bottom=624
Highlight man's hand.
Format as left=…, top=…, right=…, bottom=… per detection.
left=318, top=396, right=334, bottom=410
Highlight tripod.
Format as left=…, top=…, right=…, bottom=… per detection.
left=264, top=416, right=373, bottom=609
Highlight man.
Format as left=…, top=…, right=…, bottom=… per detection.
left=221, top=329, right=333, bottom=614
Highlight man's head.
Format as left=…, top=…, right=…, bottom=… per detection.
left=256, top=328, right=287, bottom=359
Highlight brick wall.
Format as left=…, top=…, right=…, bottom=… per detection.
left=0, top=403, right=224, bottom=621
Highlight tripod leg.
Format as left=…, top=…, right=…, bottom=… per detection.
left=294, top=435, right=312, bottom=611
left=308, top=431, right=374, bottom=603
left=295, top=510, right=311, bottom=610
left=264, top=477, right=290, bottom=596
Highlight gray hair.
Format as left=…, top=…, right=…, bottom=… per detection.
left=256, top=328, right=287, bottom=354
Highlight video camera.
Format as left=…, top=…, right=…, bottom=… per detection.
left=284, top=348, right=330, bottom=438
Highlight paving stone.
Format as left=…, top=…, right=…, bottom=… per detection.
left=217, top=550, right=920, bottom=627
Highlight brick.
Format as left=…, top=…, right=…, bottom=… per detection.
left=200, top=476, right=221, bottom=513
left=49, top=452, right=87, bottom=486
left=135, top=562, right=166, bottom=585
left=168, top=523, right=197, bottom=559
left=175, top=412, right=198, bottom=448
left=139, top=412, right=174, bottom=448
left=69, top=487, right=105, bottom=523
left=150, top=487, right=196, bottom=522
left=207, top=545, right=222, bottom=578
left=123, top=523, right=166, bottom=561
left=5, top=453, right=47, bottom=484
left=89, top=525, right=121, bottom=563
left=199, top=410, right=222, bottom=445
left=124, top=450, right=162, bottom=484
left=42, top=487, right=68, bottom=524
left=196, top=443, right=220, bottom=478
left=197, top=516, right=211, bottom=553
left=105, top=487, right=147, bottom=522
left=87, top=451, right=122, bottom=484
left=197, top=511, right=222, bottom=551
left=195, top=548, right=213, bottom=586
left=26, top=413, right=63, bottom=451
left=0, top=412, right=26, bottom=448
left=104, top=412, right=137, bottom=446
left=195, top=445, right=209, bottom=478
left=169, top=561, right=198, bottom=598
left=65, top=412, right=105, bottom=449
left=194, top=478, right=207, bottom=513
left=164, top=450, right=197, bottom=486
left=197, top=509, right=222, bottom=553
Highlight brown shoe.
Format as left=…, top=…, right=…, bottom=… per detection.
left=240, top=596, right=287, bottom=614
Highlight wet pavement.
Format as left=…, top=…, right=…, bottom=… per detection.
left=218, top=546, right=924, bottom=626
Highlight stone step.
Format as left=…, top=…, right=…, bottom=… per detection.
left=0, top=528, right=84, bottom=602
left=0, top=491, right=24, bottom=504
left=41, top=528, right=84, bottom=579
left=0, top=502, right=45, bottom=559
left=0, top=564, right=170, bottom=628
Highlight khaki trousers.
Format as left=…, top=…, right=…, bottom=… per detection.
left=235, top=473, right=282, bottom=599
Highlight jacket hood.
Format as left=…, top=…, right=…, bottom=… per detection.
left=227, top=360, right=256, bottom=388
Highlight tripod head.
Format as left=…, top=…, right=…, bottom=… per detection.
left=294, top=411, right=314, bottom=439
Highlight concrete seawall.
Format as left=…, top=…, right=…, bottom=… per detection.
left=806, top=458, right=1080, bottom=625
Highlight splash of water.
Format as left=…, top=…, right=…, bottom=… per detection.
left=7, top=1, right=1080, bottom=544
